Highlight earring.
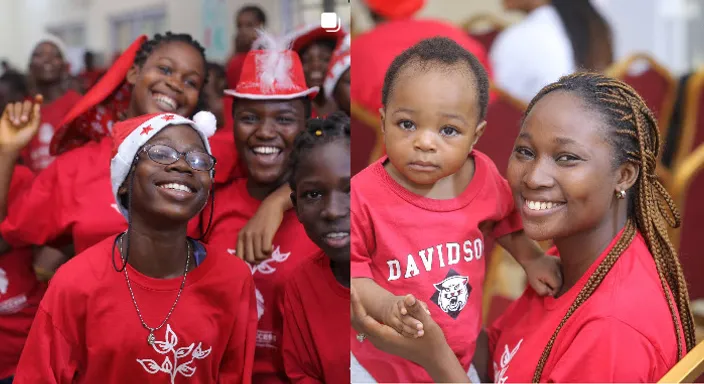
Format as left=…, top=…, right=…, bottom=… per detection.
left=616, top=190, right=626, bottom=199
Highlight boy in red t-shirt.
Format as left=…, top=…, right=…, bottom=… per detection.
left=350, top=37, right=562, bottom=383
left=278, top=113, right=350, bottom=383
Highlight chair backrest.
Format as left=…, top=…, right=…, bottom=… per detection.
left=475, top=86, right=527, bottom=177
left=606, top=53, right=678, bottom=139
left=462, top=13, right=508, bottom=53
left=351, top=101, right=384, bottom=176
left=672, top=68, right=704, bottom=170
left=670, top=143, right=704, bottom=300
left=658, top=340, right=704, bottom=383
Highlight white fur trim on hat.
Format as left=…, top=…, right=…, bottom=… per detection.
left=34, top=34, right=68, bottom=60
left=224, top=86, right=319, bottom=100
left=110, top=112, right=217, bottom=218
left=324, top=55, right=350, bottom=100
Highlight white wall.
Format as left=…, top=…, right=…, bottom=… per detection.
left=0, top=0, right=288, bottom=69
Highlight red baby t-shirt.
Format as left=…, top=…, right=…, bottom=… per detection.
left=206, top=178, right=320, bottom=384
left=279, top=251, right=350, bottom=383
left=487, top=229, right=683, bottom=383
left=14, top=235, right=257, bottom=383
left=351, top=150, right=522, bottom=383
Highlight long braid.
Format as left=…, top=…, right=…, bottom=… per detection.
left=528, top=73, right=695, bottom=382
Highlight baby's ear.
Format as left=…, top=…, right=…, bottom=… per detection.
left=471, top=120, right=487, bottom=148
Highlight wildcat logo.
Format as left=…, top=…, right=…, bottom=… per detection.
left=494, top=339, right=523, bottom=384
left=226, top=246, right=291, bottom=275
left=430, top=269, right=471, bottom=319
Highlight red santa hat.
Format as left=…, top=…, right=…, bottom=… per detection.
left=364, top=0, right=425, bottom=20
left=323, top=33, right=351, bottom=100
left=110, top=111, right=217, bottom=218
left=224, top=31, right=319, bottom=100
left=50, top=35, right=148, bottom=156
left=288, top=24, right=346, bottom=54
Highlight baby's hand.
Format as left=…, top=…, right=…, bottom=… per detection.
left=523, top=255, right=562, bottom=297
left=382, top=294, right=431, bottom=338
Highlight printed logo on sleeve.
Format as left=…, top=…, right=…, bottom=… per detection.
left=0, top=268, right=7, bottom=295
left=430, top=269, right=471, bottom=319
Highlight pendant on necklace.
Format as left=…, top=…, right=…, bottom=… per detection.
left=147, top=332, right=155, bottom=346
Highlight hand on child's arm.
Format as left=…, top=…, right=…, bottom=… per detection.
left=497, top=230, right=562, bottom=296
left=236, top=184, right=293, bottom=264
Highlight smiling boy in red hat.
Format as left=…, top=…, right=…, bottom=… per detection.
left=207, top=31, right=322, bottom=383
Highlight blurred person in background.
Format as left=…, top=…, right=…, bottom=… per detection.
left=289, top=25, right=345, bottom=117
left=79, top=50, right=105, bottom=92
left=352, top=0, right=492, bottom=117
left=490, top=0, right=613, bottom=103
left=226, top=5, right=267, bottom=89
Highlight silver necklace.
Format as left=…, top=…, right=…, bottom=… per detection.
left=119, top=234, right=191, bottom=345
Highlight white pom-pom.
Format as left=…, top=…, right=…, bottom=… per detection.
left=193, top=111, right=217, bottom=138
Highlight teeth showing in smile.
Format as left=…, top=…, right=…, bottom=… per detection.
left=326, top=232, right=349, bottom=239
left=252, top=146, right=281, bottom=155
left=153, top=93, right=178, bottom=111
left=159, top=183, right=194, bottom=193
left=526, top=200, right=563, bottom=211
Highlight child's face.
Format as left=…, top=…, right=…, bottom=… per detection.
left=301, top=42, right=334, bottom=89
left=120, top=125, right=212, bottom=224
left=127, top=41, right=205, bottom=119
left=294, top=140, right=350, bottom=263
left=233, top=98, right=306, bottom=186
left=381, top=64, right=485, bottom=186
left=334, top=69, right=350, bottom=115
left=204, top=69, right=226, bottom=125
left=29, top=42, right=65, bottom=84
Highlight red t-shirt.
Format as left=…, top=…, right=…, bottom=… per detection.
left=20, top=91, right=83, bottom=172
left=1, top=136, right=204, bottom=253
left=13, top=235, right=257, bottom=383
left=226, top=53, right=247, bottom=89
left=351, top=19, right=493, bottom=115
left=487, top=229, right=683, bottom=383
left=278, top=252, right=350, bottom=383
left=350, top=150, right=521, bottom=383
left=0, top=165, right=45, bottom=378
left=206, top=178, right=319, bottom=384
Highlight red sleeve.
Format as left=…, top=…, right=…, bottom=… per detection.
left=350, top=203, right=373, bottom=279
left=279, top=282, right=324, bottom=384
left=13, top=307, right=79, bottom=383
left=219, top=272, right=257, bottom=383
left=488, top=164, right=522, bottom=239
left=8, top=165, right=35, bottom=203
left=1, top=157, right=73, bottom=248
left=546, top=318, right=666, bottom=383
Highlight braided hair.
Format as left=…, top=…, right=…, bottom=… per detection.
left=133, top=32, right=209, bottom=117
left=288, top=111, right=350, bottom=191
left=527, top=72, right=695, bottom=382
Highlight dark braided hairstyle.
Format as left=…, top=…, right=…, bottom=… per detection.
left=288, top=111, right=350, bottom=191
left=381, top=37, right=490, bottom=120
left=527, top=72, right=695, bottom=382
left=133, top=32, right=209, bottom=117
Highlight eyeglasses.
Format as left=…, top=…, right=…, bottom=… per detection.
left=141, top=144, right=216, bottom=172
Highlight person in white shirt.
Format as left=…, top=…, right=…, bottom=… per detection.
left=490, top=0, right=613, bottom=103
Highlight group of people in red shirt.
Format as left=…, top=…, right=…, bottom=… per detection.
left=349, top=1, right=696, bottom=383
left=0, top=0, right=697, bottom=382
left=0, top=3, right=352, bottom=382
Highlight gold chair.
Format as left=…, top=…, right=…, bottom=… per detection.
left=658, top=340, right=704, bottom=383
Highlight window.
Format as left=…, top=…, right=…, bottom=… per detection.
left=111, top=7, right=167, bottom=53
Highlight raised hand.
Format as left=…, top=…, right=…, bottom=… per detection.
left=0, top=95, right=43, bottom=155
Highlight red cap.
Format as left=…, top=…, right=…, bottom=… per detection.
left=288, top=24, right=345, bottom=53
left=224, top=49, right=318, bottom=100
left=365, top=0, right=425, bottom=20
left=50, top=35, right=148, bottom=156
